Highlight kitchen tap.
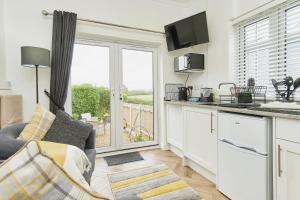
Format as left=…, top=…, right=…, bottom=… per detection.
left=218, top=82, right=236, bottom=89
left=218, top=82, right=237, bottom=104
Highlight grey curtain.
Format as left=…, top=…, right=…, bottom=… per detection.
left=50, top=10, right=77, bottom=114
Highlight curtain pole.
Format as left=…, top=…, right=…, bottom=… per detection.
left=42, top=10, right=165, bottom=35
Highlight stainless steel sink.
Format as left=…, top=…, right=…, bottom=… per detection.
left=248, top=107, right=300, bottom=115
left=217, top=104, right=261, bottom=109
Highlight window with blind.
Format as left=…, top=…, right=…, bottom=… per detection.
left=234, top=0, right=300, bottom=98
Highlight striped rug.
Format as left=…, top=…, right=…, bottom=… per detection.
left=108, top=164, right=201, bottom=200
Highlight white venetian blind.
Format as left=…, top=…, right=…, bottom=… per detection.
left=234, top=0, right=300, bottom=98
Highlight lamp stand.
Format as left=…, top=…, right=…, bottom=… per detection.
left=35, top=65, right=39, bottom=104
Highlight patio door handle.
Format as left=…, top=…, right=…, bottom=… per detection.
left=120, top=93, right=123, bottom=101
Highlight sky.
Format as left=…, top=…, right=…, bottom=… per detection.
left=71, top=44, right=153, bottom=91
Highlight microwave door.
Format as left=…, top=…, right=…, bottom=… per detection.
left=178, top=56, right=187, bottom=71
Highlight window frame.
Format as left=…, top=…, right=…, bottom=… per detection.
left=234, top=1, right=300, bottom=99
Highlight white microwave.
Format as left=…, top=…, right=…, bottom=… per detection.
left=174, top=53, right=204, bottom=72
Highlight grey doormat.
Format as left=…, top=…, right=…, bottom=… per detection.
left=104, top=152, right=144, bottom=166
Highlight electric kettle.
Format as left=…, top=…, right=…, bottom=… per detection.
left=178, top=87, right=191, bottom=101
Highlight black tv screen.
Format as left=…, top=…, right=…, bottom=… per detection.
left=164, top=11, right=209, bottom=51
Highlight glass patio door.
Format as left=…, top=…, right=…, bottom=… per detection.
left=117, top=45, right=158, bottom=149
left=70, top=41, right=158, bottom=153
left=71, top=41, right=116, bottom=152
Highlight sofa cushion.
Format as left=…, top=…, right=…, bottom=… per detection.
left=0, top=135, right=26, bottom=160
left=18, top=104, right=55, bottom=141
left=43, top=110, right=92, bottom=150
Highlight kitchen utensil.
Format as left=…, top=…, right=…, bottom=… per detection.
left=290, top=78, right=300, bottom=96
left=272, top=79, right=286, bottom=101
left=200, top=88, right=213, bottom=97
left=272, top=77, right=300, bottom=101
left=247, top=78, right=255, bottom=87
left=285, top=76, right=294, bottom=99
left=237, top=92, right=252, bottom=103
left=200, top=88, right=214, bottom=102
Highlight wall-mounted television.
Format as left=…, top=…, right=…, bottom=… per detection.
left=164, top=11, right=209, bottom=51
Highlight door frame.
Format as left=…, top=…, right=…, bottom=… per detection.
left=69, top=38, right=159, bottom=153
left=116, top=44, right=159, bottom=150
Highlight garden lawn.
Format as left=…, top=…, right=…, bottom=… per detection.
left=127, top=95, right=153, bottom=106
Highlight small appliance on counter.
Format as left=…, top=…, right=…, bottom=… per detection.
left=174, top=53, right=204, bottom=73
left=164, top=83, right=184, bottom=101
left=200, top=87, right=214, bottom=102
left=178, top=86, right=192, bottom=101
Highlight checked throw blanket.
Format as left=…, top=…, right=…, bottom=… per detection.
left=0, top=141, right=109, bottom=200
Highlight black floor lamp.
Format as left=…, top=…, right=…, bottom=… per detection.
left=21, top=46, right=50, bottom=104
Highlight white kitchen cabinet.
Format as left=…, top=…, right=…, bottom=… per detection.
left=166, top=104, right=183, bottom=149
left=275, top=118, right=300, bottom=200
left=183, top=106, right=217, bottom=173
left=276, top=139, right=300, bottom=200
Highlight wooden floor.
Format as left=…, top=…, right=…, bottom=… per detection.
left=91, top=149, right=229, bottom=200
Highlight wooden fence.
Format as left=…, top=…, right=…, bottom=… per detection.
left=122, top=103, right=153, bottom=138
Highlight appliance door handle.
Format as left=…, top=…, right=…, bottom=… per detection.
left=278, top=145, right=282, bottom=177
left=221, top=139, right=235, bottom=146
left=237, top=146, right=267, bottom=156
left=220, top=139, right=267, bottom=156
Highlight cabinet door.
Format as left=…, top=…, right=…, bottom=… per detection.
left=183, top=107, right=217, bottom=173
left=166, top=104, right=183, bottom=149
left=276, top=139, right=300, bottom=200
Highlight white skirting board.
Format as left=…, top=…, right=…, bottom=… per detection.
left=0, top=81, right=12, bottom=95
left=169, top=144, right=216, bottom=184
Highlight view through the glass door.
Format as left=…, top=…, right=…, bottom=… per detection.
left=71, top=44, right=112, bottom=148
left=121, top=49, right=154, bottom=145
left=71, top=43, right=154, bottom=149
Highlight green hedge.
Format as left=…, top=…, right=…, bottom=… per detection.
left=72, top=84, right=110, bottom=120
left=72, top=84, right=152, bottom=120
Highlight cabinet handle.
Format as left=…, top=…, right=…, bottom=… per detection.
left=278, top=145, right=282, bottom=177
left=210, top=112, right=213, bottom=134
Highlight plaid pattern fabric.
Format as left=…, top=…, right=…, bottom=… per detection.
left=0, top=141, right=108, bottom=200
left=18, top=104, right=55, bottom=141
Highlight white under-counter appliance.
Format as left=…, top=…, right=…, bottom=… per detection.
left=217, top=112, right=272, bottom=200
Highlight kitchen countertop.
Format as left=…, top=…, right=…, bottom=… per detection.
left=164, top=101, right=300, bottom=120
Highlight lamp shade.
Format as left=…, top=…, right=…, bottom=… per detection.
left=21, top=46, right=50, bottom=68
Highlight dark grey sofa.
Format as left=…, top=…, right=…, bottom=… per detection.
left=0, top=123, right=96, bottom=184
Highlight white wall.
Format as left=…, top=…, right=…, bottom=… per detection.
left=163, top=0, right=235, bottom=96
left=2, top=0, right=277, bottom=149
left=0, top=0, right=5, bottom=81
left=3, top=0, right=185, bottom=121
left=234, top=0, right=273, bottom=17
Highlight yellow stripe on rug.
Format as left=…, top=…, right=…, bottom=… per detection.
left=138, top=180, right=189, bottom=199
left=112, top=169, right=173, bottom=190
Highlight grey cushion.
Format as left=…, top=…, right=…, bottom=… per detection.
left=43, top=111, right=92, bottom=150
left=0, top=135, right=26, bottom=160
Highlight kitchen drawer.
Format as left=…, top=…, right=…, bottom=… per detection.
left=218, top=112, right=271, bottom=154
left=276, top=118, right=300, bottom=144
